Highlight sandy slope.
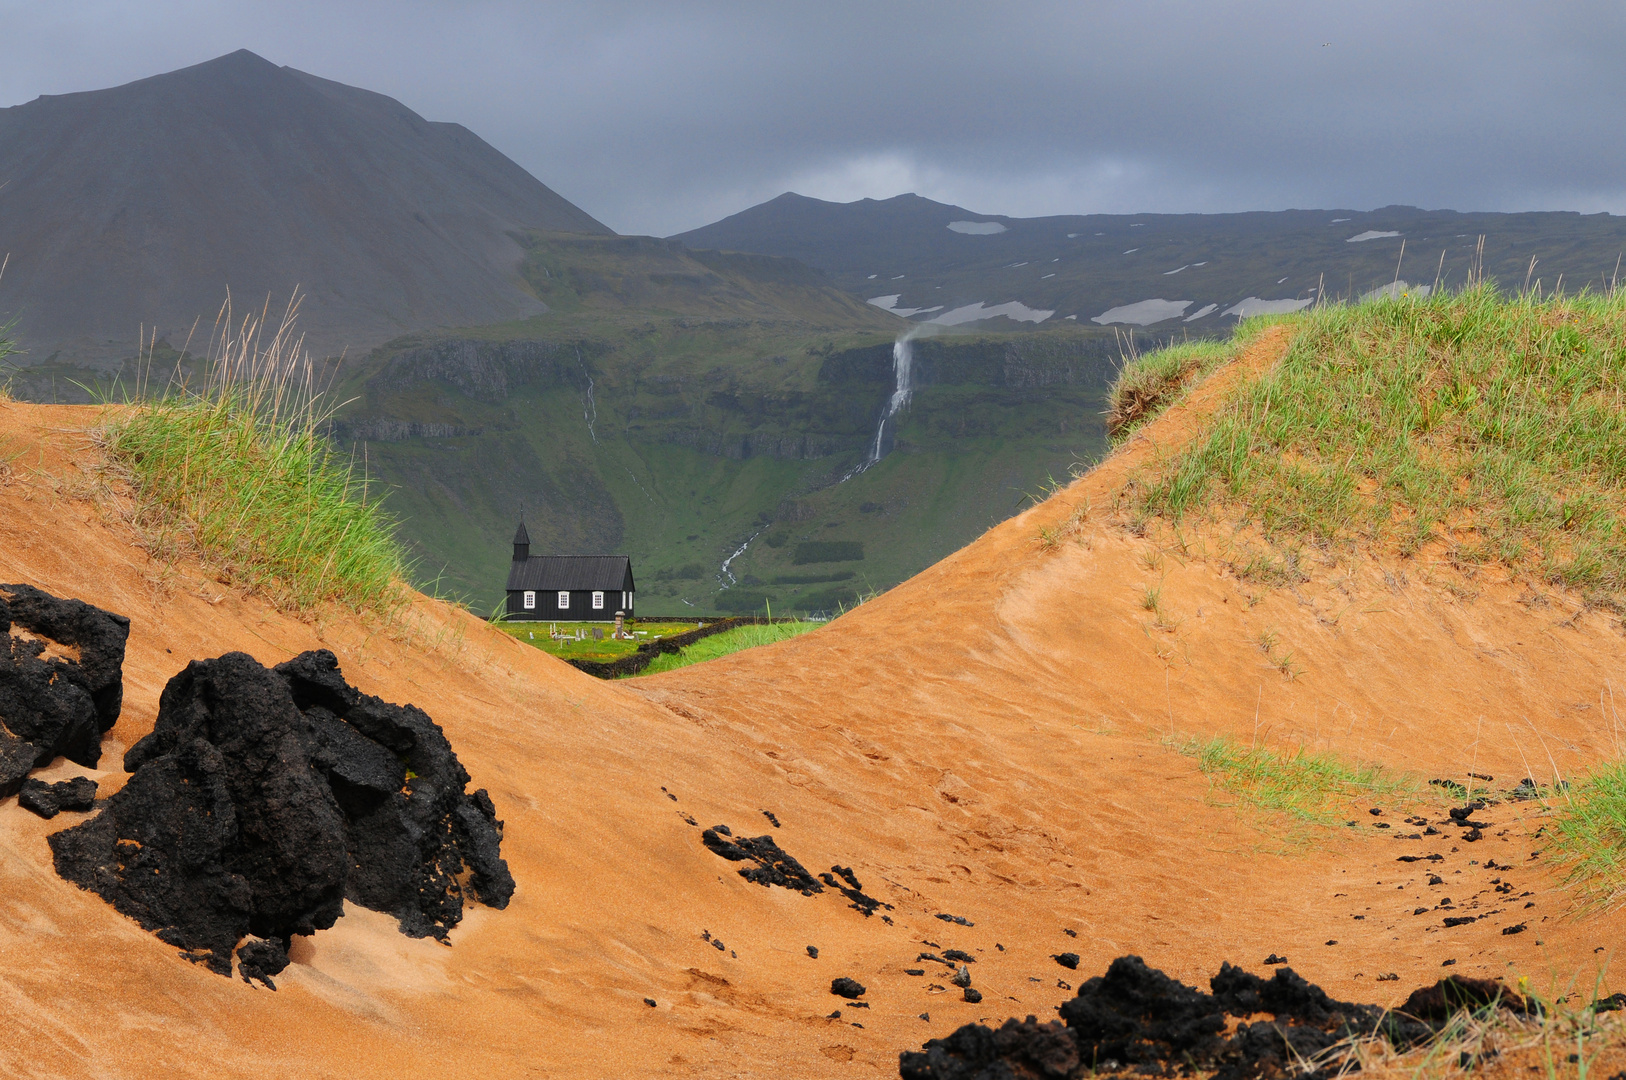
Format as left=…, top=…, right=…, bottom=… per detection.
left=1, top=330, right=1625, bottom=1078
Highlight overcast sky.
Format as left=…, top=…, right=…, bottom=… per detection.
left=3, top=1, right=1623, bottom=236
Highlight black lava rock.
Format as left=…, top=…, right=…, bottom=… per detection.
left=1053, top=952, right=1080, bottom=970
left=901, top=1016, right=1080, bottom=1080
left=0, top=584, right=129, bottom=787
left=831, top=977, right=867, bottom=999
left=899, top=955, right=1472, bottom=1080
left=962, top=987, right=982, bottom=1004
left=17, top=776, right=96, bottom=819
left=821, top=864, right=894, bottom=917
left=702, top=827, right=823, bottom=892
left=236, top=936, right=290, bottom=990
left=1401, top=976, right=1531, bottom=1019
left=50, top=649, right=512, bottom=977
left=807, top=945, right=819, bottom=959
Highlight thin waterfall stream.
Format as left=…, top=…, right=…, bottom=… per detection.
left=841, top=330, right=917, bottom=482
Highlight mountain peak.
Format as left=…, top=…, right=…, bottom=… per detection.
left=0, top=54, right=611, bottom=366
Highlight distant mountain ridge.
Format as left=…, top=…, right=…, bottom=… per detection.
left=675, top=193, right=1626, bottom=331
left=0, top=49, right=611, bottom=366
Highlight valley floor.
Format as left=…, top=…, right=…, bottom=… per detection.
left=2, top=332, right=1625, bottom=1077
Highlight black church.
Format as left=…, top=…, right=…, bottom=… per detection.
left=504, top=522, right=635, bottom=621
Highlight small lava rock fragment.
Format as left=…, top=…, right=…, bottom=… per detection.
left=235, top=936, right=289, bottom=990
left=1414, top=907, right=1430, bottom=915
left=963, top=987, right=982, bottom=1004
left=1428, top=875, right=1444, bottom=885
left=827, top=1010, right=841, bottom=1019
left=831, top=977, right=866, bottom=999
left=1378, top=973, right=1399, bottom=982
left=919, top=1012, right=929, bottom=1021
left=17, top=776, right=97, bottom=818
left=1053, top=952, right=1080, bottom=969
left=1443, top=916, right=1477, bottom=928
left=0, top=586, right=130, bottom=791
left=951, top=965, right=972, bottom=988
left=820, top=865, right=893, bottom=917
left=702, top=828, right=823, bottom=893
left=1402, top=976, right=1530, bottom=1020
left=1326, top=940, right=1338, bottom=946
left=943, top=949, right=976, bottom=964
left=1462, top=828, right=1483, bottom=842
left=1442, top=959, right=1457, bottom=966
left=644, top=998, right=657, bottom=1007
left=905, top=969, right=925, bottom=976
left=1263, top=953, right=1288, bottom=965
left=1369, top=808, right=1383, bottom=816
left=806, top=945, right=819, bottom=959
left=712, top=939, right=725, bottom=951
left=1502, top=923, right=1527, bottom=935
left=1062, top=928, right=1077, bottom=937
left=935, top=913, right=974, bottom=926
left=761, top=810, right=780, bottom=827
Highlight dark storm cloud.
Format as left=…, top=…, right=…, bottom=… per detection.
left=3, top=1, right=1623, bottom=235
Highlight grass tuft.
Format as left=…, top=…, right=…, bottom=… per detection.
left=1131, top=284, right=1626, bottom=606
left=1544, top=761, right=1626, bottom=910
left=96, top=298, right=406, bottom=615
left=1175, top=735, right=1420, bottom=827
left=1105, top=339, right=1233, bottom=441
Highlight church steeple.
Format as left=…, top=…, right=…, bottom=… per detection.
left=512, top=519, right=530, bottom=562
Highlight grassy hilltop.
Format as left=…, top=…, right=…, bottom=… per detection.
left=1116, top=282, right=1626, bottom=610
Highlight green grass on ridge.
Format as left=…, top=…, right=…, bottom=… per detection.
left=635, top=620, right=819, bottom=676
left=1131, top=284, right=1626, bottom=605
left=98, top=316, right=406, bottom=614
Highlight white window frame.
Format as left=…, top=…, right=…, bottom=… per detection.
left=522, top=590, right=535, bottom=610
left=592, top=590, right=604, bottom=610
left=557, top=591, right=570, bottom=609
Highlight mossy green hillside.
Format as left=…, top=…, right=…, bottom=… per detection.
left=329, top=252, right=1123, bottom=615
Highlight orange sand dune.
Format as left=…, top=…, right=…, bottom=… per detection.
left=1, top=329, right=1624, bottom=1078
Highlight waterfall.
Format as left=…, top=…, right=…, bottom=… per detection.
left=842, top=331, right=917, bottom=481
left=718, top=528, right=764, bottom=588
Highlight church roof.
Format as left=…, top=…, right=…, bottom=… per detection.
left=506, top=555, right=634, bottom=592
left=512, top=520, right=530, bottom=545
